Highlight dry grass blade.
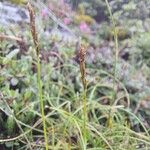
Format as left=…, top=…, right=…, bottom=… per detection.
left=0, top=34, right=23, bottom=42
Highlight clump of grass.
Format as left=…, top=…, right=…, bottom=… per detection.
left=0, top=93, right=32, bottom=149
left=27, top=2, right=49, bottom=150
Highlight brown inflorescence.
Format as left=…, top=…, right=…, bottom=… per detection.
left=79, top=45, right=87, bottom=90
left=27, top=2, right=39, bottom=56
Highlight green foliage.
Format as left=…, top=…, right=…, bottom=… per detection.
left=6, top=115, right=15, bottom=135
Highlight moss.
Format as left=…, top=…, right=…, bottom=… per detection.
left=106, top=26, right=131, bottom=40
left=74, top=15, right=94, bottom=25
left=78, top=4, right=85, bottom=15
left=10, top=0, right=27, bottom=5
left=74, top=3, right=95, bottom=25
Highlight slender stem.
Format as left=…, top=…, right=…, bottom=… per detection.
left=105, top=0, right=119, bottom=128
left=37, top=55, right=49, bottom=150
left=83, top=88, right=87, bottom=149
left=52, top=123, right=55, bottom=148
left=105, top=0, right=119, bottom=101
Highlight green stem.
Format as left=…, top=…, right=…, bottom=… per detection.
left=83, top=88, right=87, bottom=149
left=105, top=0, right=119, bottom=102
left=37, top=55, right=49, bottom=150
left=105, top=0, right=119, bottom=128
left=52, top=123, right=55, bottom=148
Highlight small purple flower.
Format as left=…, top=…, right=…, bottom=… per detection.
left=41, top=8, right=49, bottom=18
left=79, top=22, right=90, bottom=33
left=63, top=17, right=71, bottom=25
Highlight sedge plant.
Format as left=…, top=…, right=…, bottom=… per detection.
left=79, top=44, right=88, bottom=149
left=27, top=2, right=49, bottom=150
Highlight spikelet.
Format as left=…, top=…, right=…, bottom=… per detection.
left=27, top=2, right=39, bottom=56
left=79, top=45, right=87, bottom=90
